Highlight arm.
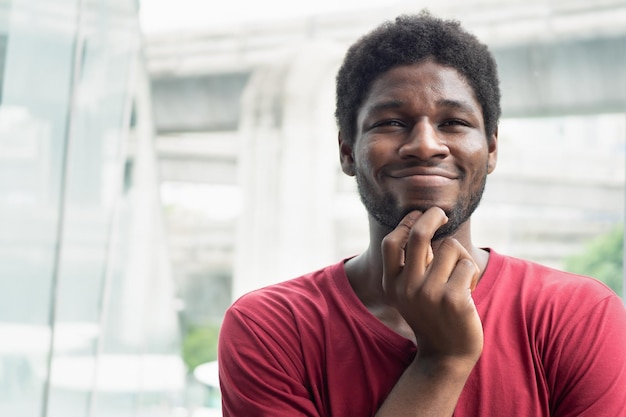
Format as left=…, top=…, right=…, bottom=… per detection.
left=375, top=208, right=483, bottom=417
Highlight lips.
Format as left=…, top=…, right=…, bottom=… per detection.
left=386, top=165, right=458, bottom=180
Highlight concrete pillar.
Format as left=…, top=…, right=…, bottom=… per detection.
left=232, top=40, right=344, bottom=299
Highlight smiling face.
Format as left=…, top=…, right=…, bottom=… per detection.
left=340, top=60, right=498, bottom=239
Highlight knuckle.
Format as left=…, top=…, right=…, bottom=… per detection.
left=431, top=237, right=457, bottom=256
left=415, top=280, right=438, bottom=301
left=458, top=257, right=478, bottom=273
left=381, top=234, right=399, bottom=251
left=408, top=224, right=431, bottom=242
left=441, top=288, right=467, bottom=310
left=439, top=237, right=461, bottom=251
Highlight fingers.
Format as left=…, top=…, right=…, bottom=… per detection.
left=428, top=239, right=479, bottom=292
left=381, top=210, right=422, bottom=286
left=381, top=207, right=480, bottom=300
left=382, top=207, right=448, bottom=296
left=380, top=208, right=483, bottom=363
left=402, top=207, right=448, bottom=278
left=449, top=257, right=480, bottom=292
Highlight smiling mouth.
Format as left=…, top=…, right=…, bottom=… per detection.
left=388, top=166, right=457, bottom=179
left=391, top=174, right=455, bottom=187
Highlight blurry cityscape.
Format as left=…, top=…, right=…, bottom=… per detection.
left=0, top=0, right=624, bottom=416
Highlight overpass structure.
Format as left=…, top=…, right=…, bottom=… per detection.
left=143, top=0, right=626, bottom=310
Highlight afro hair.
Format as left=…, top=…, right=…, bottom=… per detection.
left=335, top=12, right=501, bottom=146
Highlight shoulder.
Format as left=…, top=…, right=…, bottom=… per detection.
left=218, top=260, right=349, bottom=382
left=483, top=249, right=626, bottom=359
left=218, top=262, right=350, bottom=415
left=224, top=260, right=346, bottom=328
left=481, top=249, right=624, bottom=334
left=488, top=249, right=618, bottom=304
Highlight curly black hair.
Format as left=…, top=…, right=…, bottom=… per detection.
left=335, top=12, right=501, bottom=146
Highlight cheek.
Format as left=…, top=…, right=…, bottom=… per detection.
left=455, top=140, right=490, bottom=170
left=355, top=141, right=383, bottom=175
left=456, top=137, right=487, bottom=154
left=464, top=156, right=490, bottom=190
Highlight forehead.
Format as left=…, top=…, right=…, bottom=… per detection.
left=361, top=60, right=481, bottom=113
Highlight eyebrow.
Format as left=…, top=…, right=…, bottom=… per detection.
left=364, top=99, right=405, bottom=115
left=436, top=99, right=478, bottom=113
left=363, top=98, right=478, bottom=116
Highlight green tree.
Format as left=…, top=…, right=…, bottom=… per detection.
left=564, top=224, right=623, bottom=297
left=182, top=324, right=220, bottom=372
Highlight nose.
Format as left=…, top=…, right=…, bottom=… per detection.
left=398, top=120, right=449, bottom=160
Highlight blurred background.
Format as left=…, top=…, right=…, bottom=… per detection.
left=0, top=0, right=624, bottom=416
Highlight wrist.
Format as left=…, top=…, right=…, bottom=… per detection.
left=412, top=353, right=479, bottom=381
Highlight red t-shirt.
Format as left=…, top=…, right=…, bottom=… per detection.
left=219, top=250, right=626, bottom=416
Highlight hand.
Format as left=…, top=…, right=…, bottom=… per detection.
left=381, top=208, right=483, bottom=366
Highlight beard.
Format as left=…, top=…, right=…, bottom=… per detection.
left=354, top=165, right=487, bottom=241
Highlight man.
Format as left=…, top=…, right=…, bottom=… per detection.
left=218, top=12, right=626, bottom=417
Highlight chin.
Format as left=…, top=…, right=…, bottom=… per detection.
left=432, top=221, right=460, bottom=241
left=398, top=200, right=470, bottom=239
left=399, top=201, right=455, bottom=217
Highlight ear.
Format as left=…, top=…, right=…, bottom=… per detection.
left=338, top=132, right=356, bottom=176
left=487, top=127, right=498, bottom=174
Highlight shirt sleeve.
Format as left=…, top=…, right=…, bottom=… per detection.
left=546, top=293, right=626, bottom=417
left=218, top=302, right=321, bottom=417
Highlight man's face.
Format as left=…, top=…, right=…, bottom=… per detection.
left=339, top=60, right=498, bottom=239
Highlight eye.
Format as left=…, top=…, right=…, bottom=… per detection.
left=440, top=119, right=470, bottom=127
left=370, top=119, right=406, bottom=131
left=374, top=120, right=403, bottom=127
left=439, top=119, right=473, bottom=133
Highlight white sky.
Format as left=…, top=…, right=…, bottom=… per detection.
left=138, top=0, right=397, bottom=33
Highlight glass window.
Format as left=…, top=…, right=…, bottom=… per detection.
left=0, top=0, right=78, bottom=415
left=0, top=1, right=185, bottom=416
